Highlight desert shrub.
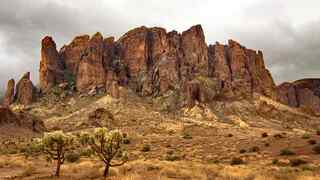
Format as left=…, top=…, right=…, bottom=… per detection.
left=280, top=148, right=295, bottom=156
left=39, top=131, right=75, bottom=177
left=123, top=138, right=131, bottom=144
left=302, top=133, right=311, bottom=139
left=262, top=132, right=268, bottom=138
left=272, top=159, right=279, bottom=165
left=227, top=134, right=233, bottom=137
left=312, top=144, right=320, bottom=154
left=141, top=144, right=151, bottom=152
left=79, top=128, right=128, bottom=177
left=274, top=133, right=284, bottom=139
left=65, top=152, right=80, bottom=163
left=308, top=139, right=317, bottom=145
left=207, top=159, right=220, bottom=164
left=165, top=154, right=180, bottom=161
left=79, top=148, right=94, bottom=157
left=182, top=133, right=192, bottom=139
left=239, top=149, right=247, bottom=154
left=290, top=159, right=307, bottom=167
left=265, top=143, right=270, bottom=147
left=316, top=130, right=320, bottom=136
left=230, top=157, right=244, bottom=165
left=249, top=146, right=260, bottom=152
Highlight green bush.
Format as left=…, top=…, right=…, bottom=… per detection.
left=230, top=157, right=244, bottom=165
left=65, top=152, right=80, bottom=163
left=280, top=148, right=295, bottom=156
left=79, top=148, right=94, bottom=157
left=141, top=144, right=151, bottom=152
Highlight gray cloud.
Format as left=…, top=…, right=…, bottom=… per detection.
left=0, top=0, right=320, bottom=92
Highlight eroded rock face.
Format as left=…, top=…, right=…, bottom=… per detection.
left=277, top=79, right=320, bottom=114
left=76, top=32, right=106, bottom=92
left=16, top=72, right=36, bottom=105
left=60, top=35, right=90, bottom=76
left=34, top=25, right=279, bottom=107
left=40, top=36, right=65, bottom=92
left=3, top=79, right=15, bottom=106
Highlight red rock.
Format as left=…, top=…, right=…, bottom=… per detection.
left=3, top=79, right=15, bottom=106
left=16, top=72, right=36, bottom=105
left=277, top=79, right=320, bottom=114
left=181, top=25, right=208, bottom=81
left=76, top=32, right=106, bottom=92
left=60, top=35, right=90, bottom=76
left=40, top=36, right=64, bottom=92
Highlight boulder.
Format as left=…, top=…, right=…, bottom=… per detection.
left=40, top=36, right=64, bottom=92
left=3, top=79, right=15, bottom=106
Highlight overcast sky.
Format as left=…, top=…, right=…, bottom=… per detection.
left=1, top=0, right=320, bottom=91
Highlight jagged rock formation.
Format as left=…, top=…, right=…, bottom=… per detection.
left=38, top=25, right=276, bottom=106
left=15, top=72, right=36, bottom=105
left=277, top=79, right=320, bottom=115
left=3, top=79, right=15, bottom=106
left=40, top=36, right=64, bottom=92
left=2, top=24, right=283, bottom=107
left=0, top=106, right=45, bottom=132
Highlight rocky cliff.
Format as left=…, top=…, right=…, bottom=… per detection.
left=2, top=24, right=306, bottom=110
left=277, top=79, right=320, bottom=115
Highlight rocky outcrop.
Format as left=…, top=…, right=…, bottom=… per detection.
left=3, top=79, right=15, bottom=106
left=0, top=106, right=45, bottom=132
left=33, top=25, right=280, bottom=107
left=40, top=36, right=64, bottom=92
left=76, top=32, right=106, bottom=92
left=277, top=79, right=320, bottom=115
left=15, top=72, right=36, bottom=105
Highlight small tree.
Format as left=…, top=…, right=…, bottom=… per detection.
left=80, top=128, right=128, bottom=177
left=40, top=131, right=75, bottom=177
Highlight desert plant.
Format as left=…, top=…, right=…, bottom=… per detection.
left=280, top=148, right=295, bottom=156
left=79, top=128, right=128, bottom=177
left=65, top=152, right=80, bottom=163
left=312, top=144, right=320, bottom=154
left=182, top=133, right=192, bottom=139
left=308, top=139, right=317, bottom=145
left=239, top=149, right=246, bottom=154
left=39, top=131, right=75, bottom=177
left=141, top=144, right=151, bottom=152
left=290, top=159, right=307, bottom=167
left=262, top=132, right=268, bottom=138
left=302, top=133, right=311, bottom=139
left=249, top=146, right=260, bottom=152
left=230, top=157, right=244, bottom=165
left=272, top=159, right=279, bottom=165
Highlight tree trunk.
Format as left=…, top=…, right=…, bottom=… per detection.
left=55, top=158, right=61, bottom=176
left=103, top=164, right=110, bottom=177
